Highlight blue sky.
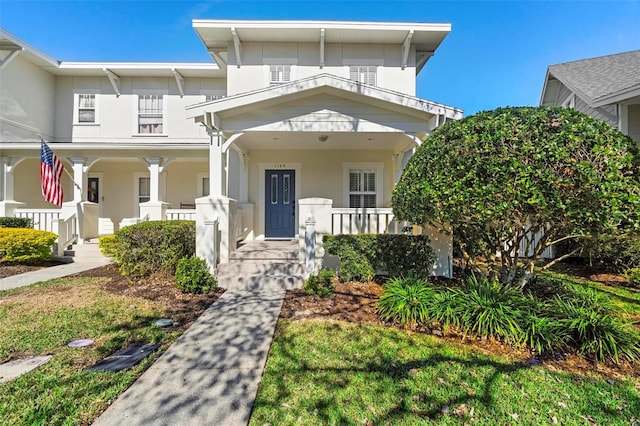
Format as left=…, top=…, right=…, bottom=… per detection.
left=1, top=0, right=639, bottom=115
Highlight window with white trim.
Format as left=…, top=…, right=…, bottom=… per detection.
left=138, top=95, right=163, bottom=134
left=349, top=66, right=377, bottom=86
left=77, top=94, right=96, bottom=123
left=269, top=65, right=291, bottom=86
left=349, top=169, right=377, bottom=208
left=138, top=177, right=150, bottom=203
left=202, top=177, right=210, bottom=197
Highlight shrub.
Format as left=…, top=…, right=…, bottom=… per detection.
left=175, top=256, right=217, bottom=294
left=0, top=217, right=32, bottom=228
left=98, top=235, right=118, bottom=260
left=551, top=294, right=640, bottom=362
left=458, top=275, right=528, bottom=344
left=426, top=289, right=464, bottom=332
left=114, top=220, right=195, bottom=280
left=303, top=269, right=336, bottom=297
left=623, top=267, right=640, bottom=288
left=323, top=234, right=435, bottom=282
left=589, top=235, right=640, bottom=272
left=377, top=276, right=435, bottom=327
left=0, top=228, right=56, bottom=263
left=520, top=312, right=569, bottom=356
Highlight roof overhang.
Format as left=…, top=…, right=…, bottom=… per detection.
left=187, top=73, right=462, bottom=128
left=193, top=19, right=450, bottom=74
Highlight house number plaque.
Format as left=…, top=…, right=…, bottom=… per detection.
left=273, top=164, right=287, bottom=169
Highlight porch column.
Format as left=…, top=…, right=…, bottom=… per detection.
left=208, top=130, right=224, bottom=197
left=139, top=157, right=169, bottom=220
left=0, top=157, right=24, bottom=217
left=239, top=153, right=249, bottom=202
left=70, top=157, right=87, bottom=202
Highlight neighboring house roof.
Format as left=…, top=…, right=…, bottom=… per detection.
left=541, top=50, right=640, bottom=107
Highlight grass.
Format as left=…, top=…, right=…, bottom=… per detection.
left=0, top=276, right=183, bottom=425
left=251, top=320, right=640, bottom=425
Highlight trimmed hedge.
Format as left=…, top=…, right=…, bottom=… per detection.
left=0, top=217, right=32, bottom=228
left=112, top=220, right=195, bottom=280
left=0, top=228, right=56, bottom=263
left=303, top=269, right=336, bottom=297
left=323, top=234, right=435, bottom=281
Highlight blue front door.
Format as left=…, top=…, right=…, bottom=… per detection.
left=265, top=170, right=295, bottom=238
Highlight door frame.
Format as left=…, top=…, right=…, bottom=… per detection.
left=258, top=162, right=301, bottom=240
left=87, top=173, right=103, bottom=216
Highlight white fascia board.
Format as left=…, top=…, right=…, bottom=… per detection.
left=546, top=69, right=598, bottom=108
left=193, top=19, right=451, bottom=32
left=59, top=62, right=220, bottom=70
left=186, top=74, right=463, bottom=120
left=0, top=142, right=209, bottom=152
left=0, top=28, right=59, bottom=67
left=591, top=84, right=640, bottom=108
left=539, top=69, right=552, bottom=106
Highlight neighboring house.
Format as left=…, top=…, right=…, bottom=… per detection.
left=540, top=50, right=640, bottom=143
left=0, top=20, right=462, bottom=276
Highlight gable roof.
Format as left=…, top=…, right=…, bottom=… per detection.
left=542, top=50, right=640, bottom=107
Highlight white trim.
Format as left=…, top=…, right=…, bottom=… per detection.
left=197, top=172, right=210, bottom=197
left=73, top=93, right=100, bottom=125
left=133, top=172, right=150, bottom=217
left=87, top=172, right=103, bottom=216
left=342, top=162, right=384, bottom=208
left=134, top=94, right=168, bottom=136
left=257, top=162, right=301, bottom=240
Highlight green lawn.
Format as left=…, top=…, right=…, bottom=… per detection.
left=0, top=277, right=181, bottom=425
left=251, top=319, right=640, bottom=425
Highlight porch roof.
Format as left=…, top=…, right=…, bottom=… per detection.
left=186, top=74, right=463, bottom=134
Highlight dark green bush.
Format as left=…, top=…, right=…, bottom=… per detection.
left=113, top=220, right=195, bottom=280
left=175, top=256, right=217, bottom=294
left=0, top=217, right=32, bottom=228
left=323, top=234, right=435, bottom=281
left=377, top=275, right=435, bottom=327
left=303, top=269, right=336, bottom=297
left=624, top=267, right=640, bottom=287
left=589, top=235, right=640, bottom=272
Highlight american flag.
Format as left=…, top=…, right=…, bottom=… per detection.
left=40, top=138, right=64, bottom=206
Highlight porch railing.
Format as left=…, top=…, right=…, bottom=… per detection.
left=330, top=208, right=414, bottom=235
left=15, top=209, right=61, bottom=233
left=54, top=212, right=78, bottom=257
left=166, top=209, right=196, bottom=220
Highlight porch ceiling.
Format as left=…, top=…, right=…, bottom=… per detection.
left=229, top=131, right=415, bottom=152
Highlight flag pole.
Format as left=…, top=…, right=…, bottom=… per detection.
left=38, top=134, right=81, bottom=191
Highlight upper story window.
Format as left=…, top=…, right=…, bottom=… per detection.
left=74, top=94, right=98, bottom=124
left=269, top=65, right=291, bottom=86
left=138, top=95, right=163, bottom=134
left=349, top=66, right=377, bottom=86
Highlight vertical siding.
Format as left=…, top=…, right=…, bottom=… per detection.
left=627, top=104, right=640, bottom=144
left=574, top=96, right=617, bottom=126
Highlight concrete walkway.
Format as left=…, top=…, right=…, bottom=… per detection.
left=93, top=288, right=285, bottom=426
left=0, top=259, right=110, bottom=292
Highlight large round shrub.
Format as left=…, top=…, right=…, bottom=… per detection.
left=393, top=106, right=640, bottom=285
left=113, top=220, right=195, bottom=280
left=175, top=256, right=217, bottom=294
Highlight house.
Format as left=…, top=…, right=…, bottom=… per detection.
left=540, top=50, right=640, bottom=143
left=0, top=20, right=462, bottom=277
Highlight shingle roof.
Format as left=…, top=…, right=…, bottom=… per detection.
left=548, top=50, right=640, bottom=105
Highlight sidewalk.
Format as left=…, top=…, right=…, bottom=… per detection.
left=93, top=288, right=285, bottom=425
left=0, top=259, right=110, bottom=292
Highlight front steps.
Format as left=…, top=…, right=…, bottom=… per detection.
left=216, top=240, right=304, bottom=292
left=62, top=240, right=110, bottom=264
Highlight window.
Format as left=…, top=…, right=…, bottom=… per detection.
left=269, top=65, right=291, bottom=86
left=349, top=169, right=377, bottom=208
left=77, top=94, right=96, bottom=123
left=138, top=95, right=163, bottom=134
left=349, top=66, right=377, bottom=86
left=202, top=177, right=210, bottom=197
left=138, top=177, right=150, bottom=203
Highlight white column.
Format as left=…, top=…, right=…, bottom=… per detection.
left=239, top=153, right=249, bottom=202
left=0, top=157, right=24, bottom=216
left=139, top=157, right=168, bottom=220
left=70, top=157, right=87, bottom=202
left=208, top=130, right=224, bottom=197
left=148, top=157, right=161, bottom=202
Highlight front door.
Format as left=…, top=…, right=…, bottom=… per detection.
left=265, top=170, right=295, bottom=238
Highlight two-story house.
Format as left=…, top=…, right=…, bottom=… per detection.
left=0, top=20, right=462, bottom=276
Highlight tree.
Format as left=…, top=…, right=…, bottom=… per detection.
left=392, top=106, right=640, bottom=285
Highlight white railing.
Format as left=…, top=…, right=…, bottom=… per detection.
left=165, top=209, right=196, bottom=220
left=119, top=213, right=149, bottom=229
left=54, top=212, right=78, bottom=257
left=331, top=208, right=414, bottom=235
left=15, top=209, right=61, bottom=233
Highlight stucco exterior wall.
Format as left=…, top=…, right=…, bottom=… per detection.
left=0, top=55, right=56, bottom=141
left=226, top=42, right=416, bottom=97
left=12, top=158, right=73, bottom=207
left=53, top=76, right=224, bottom=142
left=247, top=148, right=394, bottom=239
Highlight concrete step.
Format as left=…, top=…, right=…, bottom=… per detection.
left=216, top=273, right=304, bottom=292
left=217, top=261, right=305, bottom=276
left=229, top=249, right=299, bottom=261
left=64, top=243, right=109, bottom=263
